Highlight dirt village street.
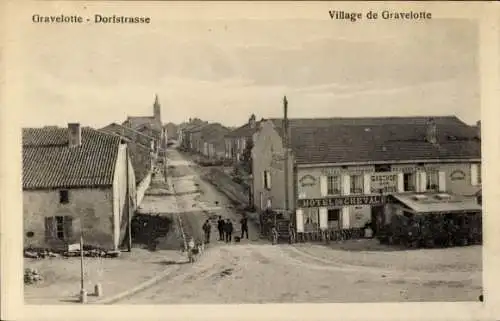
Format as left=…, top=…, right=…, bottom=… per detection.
left=24, top=148, right=482, bottom=304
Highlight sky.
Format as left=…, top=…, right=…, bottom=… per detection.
left=15, top=3, right=480, bottom=128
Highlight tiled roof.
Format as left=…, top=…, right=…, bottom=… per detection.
left=100, top=123, right=154, bottom=148
left=186, top=123, right=211, bottom=134
left=225, top=121, right=262, bottom=138
left=267, top=116, right=480, bottom=164
left=200, top=123, right=231, bottom=143
left=124, top=140, right=152, bottom=185
left=124, top=116, right=155, bottom=128
left=122, top=117, right=162, bottom=137
left=23, top=127, right=121, bottom=189
left=98, top=129, right=152, bottom=185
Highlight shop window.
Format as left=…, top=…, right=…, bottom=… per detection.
left=403, top=173, right=415, bottom=192
left=45, top=216, right=73, bottom=241
left=327, top=209, right=341, bottom=230
left=304, top=209, right=319, bottom=232
left=327, top=175, right=341, bottom=195
left=426, top=171, right=439, bottom=191
left=59, top=190, right=69, bottom=204
left=350, top=175, right=363, bottom=194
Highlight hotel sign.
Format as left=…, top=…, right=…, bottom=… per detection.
left=370, top=173, right=398, bottom=193
left=450, top=170, right=466, bottom=181
left=299, top=174, right=316, bottom=187
left=297, top=195, right=388, bottom=208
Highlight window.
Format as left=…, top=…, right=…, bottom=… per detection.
left=327, top=209, right=341, bottom=230
left=56, top=216, right=65, bottom=239
left=478, top=164, right=482, bottom=185
left=426, top=171, right=439, bottom=191
left=45, top=216, right=73, bottom=241
left=403, top=173, right=415, bottom=192
left=263, top=170, right=271, bottom=190
left=375, top=164, right=391, bottom=172
left=350, top=175, right=363, bottom=194
left=328, top=209, right=340, bottom=221
left=59, top=190, right=69, bottom=204
left=327, top=176, right=341, bottom=195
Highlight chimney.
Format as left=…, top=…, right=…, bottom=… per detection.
left=68, top=123, right=82, bottom=147
left=249, top=114, right=257, bottom=128
left=425, top=118, right=437, bottom=144
left=476, top=120, right=481, bottom=139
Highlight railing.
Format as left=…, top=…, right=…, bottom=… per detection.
left=296, top=228, right=365, bottom=243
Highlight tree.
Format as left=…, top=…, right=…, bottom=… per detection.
left=241, top=137, right=254, bottom=175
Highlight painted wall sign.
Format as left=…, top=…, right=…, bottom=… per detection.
left=297, top=195, right=388, bottom=208
left=299, top=174, right=317, bottom=187
left=450, top=170, right=466, bottom=181
left=370, top=173, right=398, bottom=193
left=321, top=168, right=342, bottom=176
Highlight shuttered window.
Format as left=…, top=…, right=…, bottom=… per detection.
left=350, top=175, right=363, bottom=194
left=426, top=171, right=439, bottom=191
left=45, top=216, right=73, bottom=241
left=403, top=173, right=416, bottom=192
left=327, top=176, right=341, bottom=195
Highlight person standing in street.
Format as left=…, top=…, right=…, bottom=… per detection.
left=240, top=214, right=249, bottom=240
left=217, top=216, right=225, bottom=241
left=224, top=219, right=233, bottom=243
left=202, top=219, right=211, bottom=244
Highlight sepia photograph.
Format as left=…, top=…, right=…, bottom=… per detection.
left=2, top=1, right=498, bottom=321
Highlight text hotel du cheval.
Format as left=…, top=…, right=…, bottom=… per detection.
left=31, top=10, right=432, bottom=25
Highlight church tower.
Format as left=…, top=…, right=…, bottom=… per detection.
left=153, top=93, right=161, bottom=122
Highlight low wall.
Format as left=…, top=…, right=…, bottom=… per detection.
left=136, top=171, right=152, bottom=206
left=203, top=168, right=262, bottom=232
left=205, top=168, right=248, bottom=205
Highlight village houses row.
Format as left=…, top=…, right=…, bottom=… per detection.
left=179, top=101, right=482, bottom=237
left=23, top=96, right=168, bottom=251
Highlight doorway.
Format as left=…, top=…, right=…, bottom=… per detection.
left=371, top=206, right=384, bottom=235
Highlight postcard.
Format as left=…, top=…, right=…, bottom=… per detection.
left=1, top=1, right=499, bottom=320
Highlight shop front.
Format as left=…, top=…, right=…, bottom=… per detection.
left=379, top=193, right=482, bottom=247
left=295, top=195, right=388, bottom=240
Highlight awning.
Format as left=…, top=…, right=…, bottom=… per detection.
left=390, top=193, right=482, bottom=214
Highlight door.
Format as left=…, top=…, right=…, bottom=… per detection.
left=371, top=206, right=384, bottom=235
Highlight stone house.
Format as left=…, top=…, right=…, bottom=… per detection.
left=178, top=118, right=208, bottom=150
left=252, top=116, right=481, bottom=235
left=23, top=123, right=136, bottom=251
left=190, top=123, right=231, bottom=159
left=224, top=114, right=261, bottom=163
left=188, top=123, right=211, bottom=154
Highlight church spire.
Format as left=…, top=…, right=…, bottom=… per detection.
left=154, top=93, right=159, bottom=106
left=153, top=93, right=161, bottom=122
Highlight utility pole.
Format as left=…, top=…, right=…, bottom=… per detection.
left=79, top=234, right=87, bottom=303
left=283, top=96, right=290, bottom=221
left=126, top=147, right=132, bottom=252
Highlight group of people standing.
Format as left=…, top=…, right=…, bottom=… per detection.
left=202, top=215, right=249, bottom=244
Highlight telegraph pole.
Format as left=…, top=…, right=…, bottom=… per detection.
left=127, top=147, right=132, bottom=252
left=283, top=96, right=289, bottom=219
